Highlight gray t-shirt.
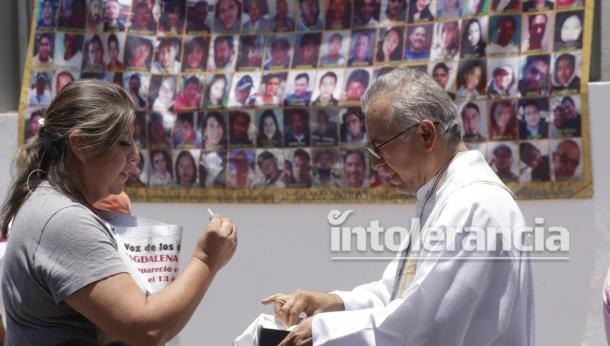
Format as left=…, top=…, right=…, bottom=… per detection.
left=2, top=182, right=127, bottom=345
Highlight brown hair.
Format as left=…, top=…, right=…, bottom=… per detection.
left=0, top=79, right=135, bottom=237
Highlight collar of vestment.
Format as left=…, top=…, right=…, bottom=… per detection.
left=415, top=150, right=513, bottom=226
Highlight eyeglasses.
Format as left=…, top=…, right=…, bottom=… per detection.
left=367, top=121, right=439, bottom=160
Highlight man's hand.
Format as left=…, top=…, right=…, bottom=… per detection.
left=278, top=317, right=313, bottom=346
left=261, top=290, right=344, bottom=326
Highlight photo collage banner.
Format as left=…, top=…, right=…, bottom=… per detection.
left=19, top=0, right=594, bottom=203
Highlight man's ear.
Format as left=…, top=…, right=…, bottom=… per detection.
left=68, top=130, right=87, bottom=163
left=419, top=119, right=437, bottom=151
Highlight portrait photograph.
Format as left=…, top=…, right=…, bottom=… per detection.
left=256, top=108, right=284, bottom=148
left=340, top=148, right=369, bottom=188
left=147, top=111, right=176, bottom=150
left=341, top=68, right=372, bottom=106
left=103, top=32, right=126, bottom=71
left=86, top=0, right=104, bottom=32
left=404, top=23, right=433, bottom=61
left=550, top=137, right=582, bottom=182
left=456, top=59, right=487, bottom=100
left=25, top=107, right=46, bottom=140
left=311, top=108, right=339, bottom=147
left=339, top=108, right=367, bottom=146
left=199, top=150, right=227, bottom=188
left=187, top=0, right=212, bottom=34
left=253, top=72, right=287, bottom=107
left=263, top=34, right=294, bottom=70
left=124, top=72, right=150, bottom=109
left=158, top=0, right=187, bottom=36
left=148, top=148, right=174, bottom=187
left=319, top=31, right=349, bottom=68
left=37, top=0, right=58, bottom=30
left=429, top=21, right=459, bottom=61
left=174, top=112, right=201, bottom=148
left=57, top=0, right=87, bottom=30
left=428, top=61, right=457, bottom=100
left=284, top=70, right=316, bottom=107
left=199, top=110, right=229, bottom=150
left=348, top=29, right=376, bottom=67
left=311, top=147, right=342, bottom=187
left=554, top=10, right=584, bottom=51
left=241, top=0, right=272, bottom=32
left=283, top=108, right=311, bottom=147
left=102, top=0, right=130, bottom=32
left=436, top=0, right=462, bottom=18
left=487, top=15, right=521, bottom=56
left=152, top=37, right=183, bottom=74
left=376, top=27, right=405, bottom=64
left=149, top=75, right=178, bottom=112
left=486, top=141, right=520, bottom=184
left=296, top=0, right=323, bottom=31
left=212, top=0, right=242, bottom=33
left=54, top=32, right=83, bottom=69
left=518, top=140, right=551, bottom=183
left=173, top=149, right=200, bottom=188
left=292, top=32, right=322, bottom=69
left=229, top=110, right=257, bottom=147
left=519, top=54, right=550, bottom=97
left=518, top=97, right=549, bottom=140
left=407, top=0, right=436, bottom=23
left=521, top=12, right=554, bottom=54
left=53, top=70, right=76, bottom=96
left=226, top=149, right=257, bottom=189
left=268, top=0, right=296, bottom=32
left=81, top=34, right=106, bottom=72
left=237, top=35, right=265, bottom=71
left=228, top=71, right=261, bottom=108
left=130, top=148, right=149, bottom=187
left=253, top=149, right=285, bottom=188
left=284, top=148, right=312, bottom=188
left=186, top=0, right=213, bottom=35
left=458, top=100, right=488, bottom=142
left=205, top=73, right=231, bottom=108
left=379, top=0, right=406, bottom=25
left=461, top=0, right=487, bottom=17
left=129, top=0, right=158, bottom=34
left=354, top=0, right=381, bottom=27
left=550, top=51, right=582, bottom=95
left=175, top=75, right=205, bottom=112
left=486, top=56, right=520, bottom=98
left=124, top=34, right=154, bottom=71
left=27, top=71, right=53, bottom=107
left=182, top=36, right=210, bottom=72
left=208, top=34, right=238, bottom=72
left=488, top=98, right=519, bottom=140
left=460, top=16, right=488, bottom=59
left=311, top=69, right=344, bottom=107
left=550, top=94, right=582, bottom=138
left=323, top=0, right=352, bottom=30
left=33, top=32, right=55, bottom=68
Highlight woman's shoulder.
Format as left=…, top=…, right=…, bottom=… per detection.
left=10, top=183, right=109, bottom=244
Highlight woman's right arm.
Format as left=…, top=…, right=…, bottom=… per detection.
left=65, top=215, right=237, bottom=346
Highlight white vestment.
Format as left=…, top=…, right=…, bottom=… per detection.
left=312, top=150, right=534, bottom=346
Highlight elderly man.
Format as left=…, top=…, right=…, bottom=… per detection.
left=263, top=68, right=533, bottom=346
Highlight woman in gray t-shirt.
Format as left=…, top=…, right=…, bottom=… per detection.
left=0, top=79, right=238, bottom=345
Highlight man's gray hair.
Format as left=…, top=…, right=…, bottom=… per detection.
left=361, top=68, right=462, bottom=148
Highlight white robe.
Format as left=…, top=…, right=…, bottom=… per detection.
left=312, top=150, right=534, bottom=346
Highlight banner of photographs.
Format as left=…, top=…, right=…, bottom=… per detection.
left=23, top=0, right=589, bottom=196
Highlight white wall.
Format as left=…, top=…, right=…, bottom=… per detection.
left=1, top=83, right=610, bottom=345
